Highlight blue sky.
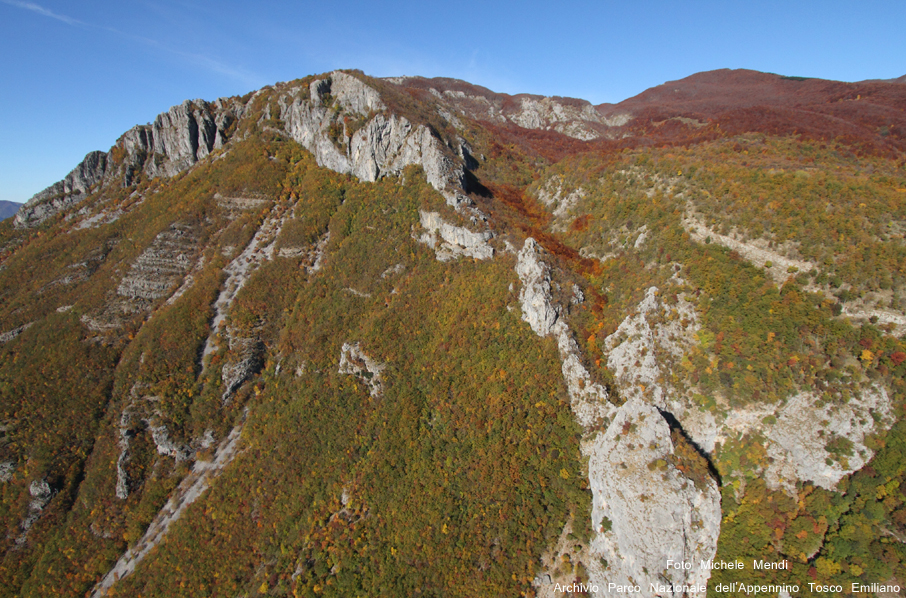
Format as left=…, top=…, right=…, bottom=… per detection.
left=1, top=0, right=904, bottom=204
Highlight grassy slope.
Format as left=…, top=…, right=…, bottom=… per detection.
left=0, top=115, right=904, bottom=596
left=525, top=135, right=906, bottom=592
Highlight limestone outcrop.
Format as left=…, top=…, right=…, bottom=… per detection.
left=516, top=238, right=720, bottom=597
left=77, top=223, right=198, bottom=333
left=15, top=478, right=55, bottom=544
left=120, top=101, right=220, bottom=180
left=14, top=151, right=108, bottom=227
left=115, top=394, right=193, bottom=500
left=763, top=386, right=893, bottom=491
left=0, top=322, right=35, bottom=343
left=509, top=97, right=604, bottom=141
left=95, top=420, right=246, bottom=597
left=515, top=238, right=612, bottom=426
left=220, top=335, right=265, bottom=404
left=417, top=210, right=494, bottom=261
left=602, top=284, right=896, bottom=493
left=199, top=200, right=287, bottom=402
left=584, top=400, right=720, bottom=597
left=281, top=72, right=468, bottom=207
left=15, top=99, right=243, bottom=228
left=535, top=177, right=587, bottom=230
left=117, top=223, right=198, bottom=300
left=682, top=209, right=815, bottom=284
left=338, top=342, right=386, bottom=397
left=16, top=71, right=476, bottom=231
left=603, top=286, right=714, bottom=435
left=515, top=238, right=561, bottom=337
left=384, top=76, right=632, bottom=141
left=278, top=230, right=330, bottom=273
left=683, top=207, right=906, bottom=334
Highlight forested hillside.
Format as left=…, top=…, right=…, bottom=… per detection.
left=0, top=69, right=903, bottom=598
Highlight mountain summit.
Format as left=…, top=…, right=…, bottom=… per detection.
left=1, top=69, right=904, bottom=598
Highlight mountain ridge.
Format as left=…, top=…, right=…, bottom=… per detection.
left=1, top=66, right=904, bottom=598
left=18, top=67, right=906, bottom=228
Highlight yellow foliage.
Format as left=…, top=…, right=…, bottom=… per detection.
left=815, top=557, right=841, bottom=577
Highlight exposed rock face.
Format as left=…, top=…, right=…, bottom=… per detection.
left=603, top=281, right=897, bottom=501
left=278, top=230, right=330, bottom=273
left=353, top=115, right=462, bottom=195
left=605, top=288, right=698, bottom=406
left=338, top=342, right=386, bottom=397
left=515, top=238, right=611, bottom=426
left=515, top=238, right=561, bottom=336
left=515, top=239, right=720, bottom=597
left=584, top=400, right=720, bottom=597
left=16, top=99, right=243, bottom=228
left=509, top=97, right=604, bottom=140
left=313, top=71, right=385, bottom=114
left=417, top=210, right=494, bottom=261
left=534, top=177, right=587, bottom=231
left=0, top=460, right=14, bottom=483
left=201, top=202, right=285, bottom=368
left=381, top=263, right=405, bottom=278
left=554, top=324, right=614, bottom=428
left=29, top=479, right=53, bottom=506
left=15, top=151, right=108, bottom=227
left=199, top=200, right=287, bottom=403
left=684, top=208, right=906, bottom=333
left=0, top=322, right=35, bottom=343
left=118, top=99, right=239, bottom=181
left=17, top=71, right=476, bottom=233
left=384, top=76, right=633, bottom=140
left=95, top=420, right=246, bottom=597
left=602, top=285, right=723, bottom=458
left=114, top=411, right=132, bottom=500
left=220, top=336, right=264, bottom=404
left=16, top=478, right=55, bottom=544
left=117, top=223, right=198, bottom=300
left=147, top=420, right=193, bottom=461
left=683, top=209, right=815, bottom=284
left=281, top=73, right=468, bottom=207
left=77, top=223, right=198, bottom=333
left=633, top=225, right=648, bottom=249
left=115, top=397, right=193, bottom=500
left=764, top=386, right=893, bottom=491
left=214, top=192, right=269, bottom=211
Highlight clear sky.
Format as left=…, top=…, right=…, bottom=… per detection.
left=1, top=0, right=903, bottom=204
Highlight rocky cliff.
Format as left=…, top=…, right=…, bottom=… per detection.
left=387, top=75, right=633, bottom=140
left=15, top=71, right=480, bottom=230
left=517, top=239, right=721, bottom=597
left=14, top=98, right=242, bottom=228
left=1, top=68, right=904, bottom=598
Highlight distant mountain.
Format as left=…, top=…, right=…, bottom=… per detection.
left=600, top=68, right=906, bottom=154
left=0, top=68, right=904, bottom=598
left=390, top=68, right=906, bottom=161
left=0, top=201, right=21, bottom=221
